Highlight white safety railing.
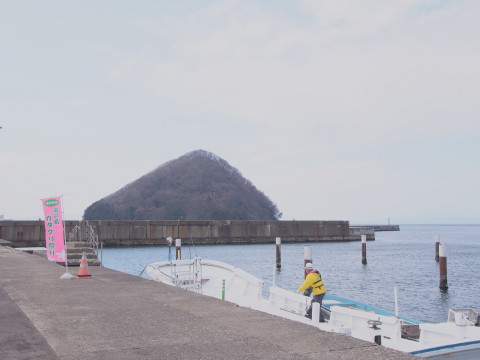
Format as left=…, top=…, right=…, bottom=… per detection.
left=67, top=222, right=102, bottom=266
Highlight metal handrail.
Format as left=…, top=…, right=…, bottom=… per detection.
left=67, top=222, right=102, bottom=266
left=68, top=225, right=81, bottom=242
left=85, top=222, right=101, bottom=265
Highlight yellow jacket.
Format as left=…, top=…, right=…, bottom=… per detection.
left=297, top=270, right=326, bottom=296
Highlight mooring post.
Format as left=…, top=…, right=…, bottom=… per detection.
left=361, top=234, right=367, bottom=265
left=276, top=237, right=281, bottom=268
left=304, top=246, right=312, bottom=278
left=435, top=234, right=440, bottom=262
left=439, top=242, right=448, bottom=289
left=175, top=238, right=181, bottom=260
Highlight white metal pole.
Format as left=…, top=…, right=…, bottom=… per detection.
left=312, top=302, right=320, bottom=326
left=60, top=196, right=74, bottom=279
left=394, top=285, right=399, bottom=317
left=273, top=263, right=276, bottom=287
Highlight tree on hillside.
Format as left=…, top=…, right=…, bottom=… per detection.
left=83, top=150, right=282, bottom=221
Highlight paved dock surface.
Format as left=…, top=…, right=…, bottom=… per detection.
left=0, top=246, right=416, bottom=360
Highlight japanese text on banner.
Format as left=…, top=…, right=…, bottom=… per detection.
left=41, top=196, right=66, bottom=262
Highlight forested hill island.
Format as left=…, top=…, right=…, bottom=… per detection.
left=83, top=150, right=282, bottom=221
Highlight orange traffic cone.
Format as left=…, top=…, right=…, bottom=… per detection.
left=76, top=251, right=92, bottom=279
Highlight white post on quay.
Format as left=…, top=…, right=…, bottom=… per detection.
left=312, top=302, right=321, bottom=326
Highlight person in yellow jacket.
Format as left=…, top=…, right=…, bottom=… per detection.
left=297, top=263, right=326, bottom=322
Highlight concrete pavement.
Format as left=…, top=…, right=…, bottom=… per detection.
left=0, top=245, right=416, bottom=360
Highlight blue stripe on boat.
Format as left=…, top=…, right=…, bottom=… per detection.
left=410, top=340, right=480, bottom=355
left=324, top=294, right=422, bottom=325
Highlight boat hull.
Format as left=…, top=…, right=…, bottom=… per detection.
left=144, top=258, right=480, bottom=359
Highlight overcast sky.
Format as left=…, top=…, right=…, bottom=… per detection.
left=1, top=0, right=479, bottom=224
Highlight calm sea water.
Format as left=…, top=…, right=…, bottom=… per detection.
left=101, top=224, right=480, bottom=323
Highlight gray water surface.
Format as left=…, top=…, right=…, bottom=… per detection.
left=102, top=224, right=480, bottom=323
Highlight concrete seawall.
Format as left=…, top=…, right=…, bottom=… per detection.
left=0, top=220, right=399, bottom=248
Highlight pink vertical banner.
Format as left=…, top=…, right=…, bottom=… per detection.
left=41, top=196, right=66, bottom=262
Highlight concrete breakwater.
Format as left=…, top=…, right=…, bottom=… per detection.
left=0, top=220, right=399, bottom=248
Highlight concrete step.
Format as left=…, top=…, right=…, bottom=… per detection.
left=67, top=252, right=98, bottom=260
left=23, top=242, right=102, bottom=266
left=66, top=241, right=91, bottom=249
left=27, top=250, right=102, bottom=267
left=66, top=242, right=101, bottom=266
left=67, top=248, right=97, bottom=255
left=67, top=249, right=101, bottom=266
left=65, top=258, right=101, bottom=267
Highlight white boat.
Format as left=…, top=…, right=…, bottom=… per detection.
left=144, top=257, right=266, bottom=308
left=144, top=257, right=480, bottom=359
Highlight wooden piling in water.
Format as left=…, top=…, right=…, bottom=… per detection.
left=361, top=234, right=367, bottom=265
left=275, top=237, right=281, bottom=268
left=439, top=242, right=448, bottom=289
left=175, top=238, right=181, bottom=260
left=304, top=246, right=312, bottom=278
left=435, top=235, right=440, bottom=262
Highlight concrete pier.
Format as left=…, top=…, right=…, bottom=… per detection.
left=0, top=246, right=414, bottom=360
left=0, top=221, right=401, bottom=248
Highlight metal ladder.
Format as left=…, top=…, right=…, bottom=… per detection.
left=170, top=257, right=203, bottom=293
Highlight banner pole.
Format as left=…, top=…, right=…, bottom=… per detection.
left=60, top=196, right=74, bottom=280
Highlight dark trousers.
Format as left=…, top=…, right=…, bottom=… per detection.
left=306, top=293, right=325, bottom=322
